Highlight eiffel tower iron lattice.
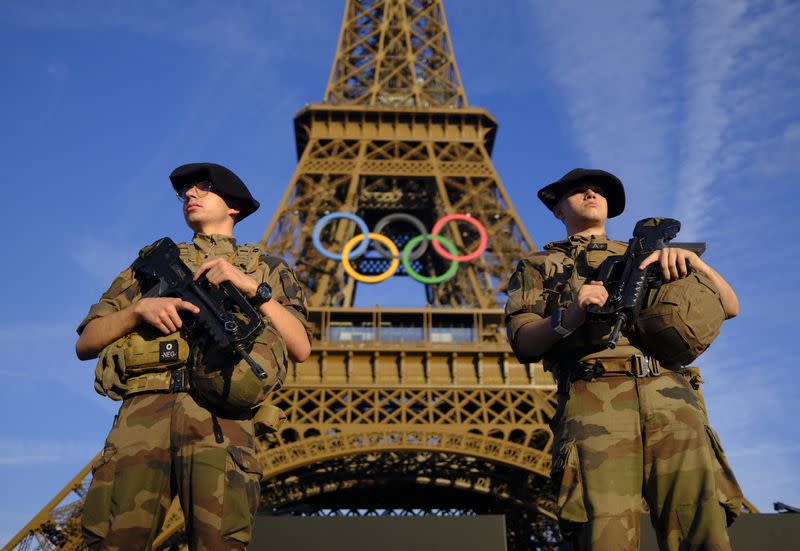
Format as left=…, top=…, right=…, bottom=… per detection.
left=8, top=1, right=561, bottom=550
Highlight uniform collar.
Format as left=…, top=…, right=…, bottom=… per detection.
left=545, top=233, right=608, bottom=251
left=567, top=233, right=608, bottom=245
left=192, top=233, right=237, bottom=256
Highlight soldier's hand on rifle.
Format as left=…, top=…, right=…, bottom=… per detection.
left=134, top=297, right=200, bottom=335
left=639, top=247, right=702, bottom=282
left=195, top=258, right=259, bottom=297
left=565, top=281, right=608, bottom=328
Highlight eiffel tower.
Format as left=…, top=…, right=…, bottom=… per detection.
left=7, top=1, right=563, bottom=549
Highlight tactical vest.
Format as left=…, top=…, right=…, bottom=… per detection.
left=529, top=236, right=645, bottom=372
left=94, top=241, right=289, bottom=417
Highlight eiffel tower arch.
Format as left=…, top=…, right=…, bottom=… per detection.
left=7, top=1, right=563, bottom=550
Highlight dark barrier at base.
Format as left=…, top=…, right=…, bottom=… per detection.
left=642, top=513, right=799, bottom=551
left=252, top=514, right=800, bottom=551
left=251, top=516, right=508, bottom=551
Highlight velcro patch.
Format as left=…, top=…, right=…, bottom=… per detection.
left=159, top=340, right=179, bottom=362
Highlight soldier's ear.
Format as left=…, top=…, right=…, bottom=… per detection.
left=553, top=205, right=564, bottom=221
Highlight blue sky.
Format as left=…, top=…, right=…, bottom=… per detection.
left=1, top=0, right=798, bottom=544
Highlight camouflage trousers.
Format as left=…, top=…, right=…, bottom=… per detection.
left=82, top=392, right=262, bottom=551
left=550, top=371, right=733, bottom=551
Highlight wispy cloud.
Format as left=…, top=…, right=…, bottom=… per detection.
left=3, top=1, right=337, bottom=64
left=528, top=1, right=677, bottom=224
left=673, top=0, right=749, bottom=240
left=4, top=2, right=275, bottom=60
left=44, top=59, right=68, bottom=80
left=675, top=0, right=800, bottom=241
left=0, top=322, right=73, bottom=343
left=69, top=236, right=136, bottom=283
left=0, top=438, right=98, bottom=465
left=527, top=0, right=800, bottom=241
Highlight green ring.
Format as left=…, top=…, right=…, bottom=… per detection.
left=401, top=234, right=460, bottom=284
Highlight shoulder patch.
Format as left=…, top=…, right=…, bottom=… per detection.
left=260, top=254, right=286, bottom=272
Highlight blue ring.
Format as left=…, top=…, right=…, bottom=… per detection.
left=312, top=212, right=370, bottom=260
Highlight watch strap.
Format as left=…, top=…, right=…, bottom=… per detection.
left=550, top=307, right=574, bottom=338
left=250, top=282, right=272, bottom=307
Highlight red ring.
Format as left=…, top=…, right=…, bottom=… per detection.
left=431, top=214, right=488, bottom=262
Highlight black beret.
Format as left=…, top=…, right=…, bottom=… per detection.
left=537, top=168, right=625, bottom=218
left=169, top=162, right=260, bottom=221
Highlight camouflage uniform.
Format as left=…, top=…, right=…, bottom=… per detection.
left=505, top=233, right=741, bottom=551
left=78, top=233, right=311, bottom=551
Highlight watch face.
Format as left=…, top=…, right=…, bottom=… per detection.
left=257, top=283, right=272, bottom=302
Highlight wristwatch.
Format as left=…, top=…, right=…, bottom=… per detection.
left=550, top=307, right=575, bottom=338
left=250, top=282, right=272, bottom=307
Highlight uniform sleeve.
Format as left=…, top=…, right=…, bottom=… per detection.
left=76, top=266, right=140, bottom=335
left=262, top=256, right=313, bottom=344
left=504, top=259, right=547, bottom=363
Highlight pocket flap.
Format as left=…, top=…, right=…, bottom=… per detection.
left=228, top=446, right=263, bottom=477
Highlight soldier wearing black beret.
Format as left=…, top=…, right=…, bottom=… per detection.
left=505, top=168, right=743, bottom=550
left=169, top=162, right=261, bottom=221
left=75, top=162, right=312, bottom=549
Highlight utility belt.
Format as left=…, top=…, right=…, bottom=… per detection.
left=555, top=354, right=683, bottom=394
left=125, top=367, right=191, bottom=397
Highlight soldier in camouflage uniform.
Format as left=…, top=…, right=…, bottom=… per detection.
left=75, top=163, right=312, bottom=550
left=504, top=168, right=742, bottom=550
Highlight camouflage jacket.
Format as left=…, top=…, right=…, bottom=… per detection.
left=504, top=233, right=643, bottom=369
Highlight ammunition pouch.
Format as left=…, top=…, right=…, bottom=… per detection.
left=94, top=328, right=190, bottom=400
left=253, top=402, right=287, bottom=435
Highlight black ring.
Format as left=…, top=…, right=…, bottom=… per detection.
left=372, top=213, right=429, bottom=261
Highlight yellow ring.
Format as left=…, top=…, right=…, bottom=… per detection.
left=341, top=232, right=400, bottom=283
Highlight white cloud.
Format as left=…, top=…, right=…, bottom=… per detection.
left=3, top=1, right=337, bottom=65
left=673, top=0, right=749, bottom=240
left=674, top=0, right=800, bottom=241
left=528, top=1, right=677, bottom=223
left=5, top=2, right=272, bottom=59
left=0, top=438, right=98, bottom=465
left=784, top=122, right=800, bottom=143
left=69, top=236, right=135, bottom=282
left=0, top=322, right=73, bottom=343
left=45, top=59, right=68, bottom=80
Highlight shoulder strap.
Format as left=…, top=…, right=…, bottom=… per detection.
left=177, top=242, right=192, bottom=261
left=235, top=243, right=264, bottom=274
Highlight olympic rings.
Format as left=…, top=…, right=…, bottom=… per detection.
left=311, top=212, right=487, bottom=284
left=342, top=233, right=400, bottom=283
left=431, top=214, right=488, bottom=262
left=313, top=212, right=370, bottom=260
left=372, top=213, right=429, bottom=261
left=401, top=234, right=460, bottom=284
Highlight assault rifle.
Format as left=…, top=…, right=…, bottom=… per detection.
left=589, top=218, right=705, bottom=349
left=131, top=237, right=267, bottom=379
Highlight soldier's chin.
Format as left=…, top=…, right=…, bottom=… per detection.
left=184, top=213, right=205, bottom=232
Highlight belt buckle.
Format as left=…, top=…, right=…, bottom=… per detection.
left=170, top=369, right=187, bottom=392
left=631, top=355, right=660, bottom=377
left=650, top=357, right=662, bottom=376
left=632, top=355, right=648, bottom=377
